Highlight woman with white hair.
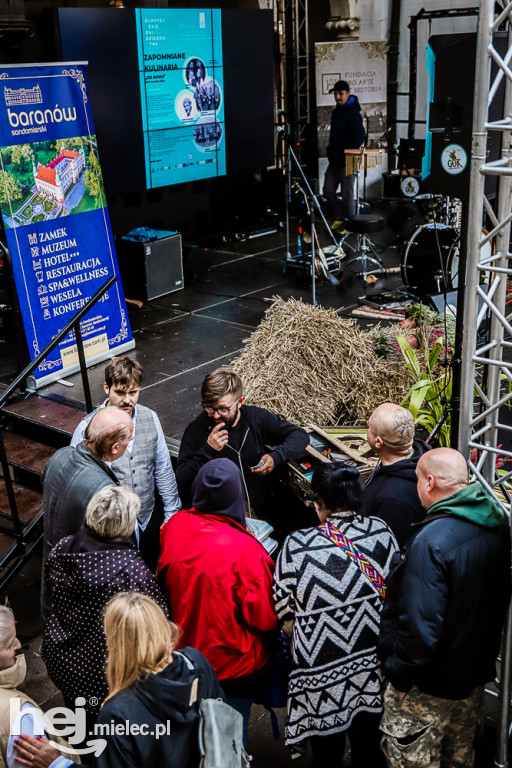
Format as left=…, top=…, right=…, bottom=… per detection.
left=0, top=605, right=77, bottom=767
left=41, top=485, right=167, bottom=736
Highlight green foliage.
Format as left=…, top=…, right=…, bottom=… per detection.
left=32, top=213, right=46, bottom=223
left=83, top=168, right=101, bottom=199
left=407, top=302, right=456, bottom=350
left=398, top=333, right=452, bottom=447
left=0, top=170, right=22, bottom=205
left=83, top=149, right=104, bottom=204
left=59, top=137, right=84, bottom=150
left=43, top=200, right=55, bottom=213
left=11, top=144, right=34, bottom=173
left=0, top=147, right=12, bottom=166
left=87, top=150, right=104, bottom=191
left=370, top=327, right=390, bottom=358
left=21, top=204, right=33, bottom=219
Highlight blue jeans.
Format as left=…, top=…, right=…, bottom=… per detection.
left=225, top=696, right=253, bottom=746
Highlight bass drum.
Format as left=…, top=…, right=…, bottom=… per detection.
left=402, top=223, right=459, bottom=296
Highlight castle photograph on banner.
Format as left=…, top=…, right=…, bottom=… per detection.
left=0, top=136, right=106, bottom=229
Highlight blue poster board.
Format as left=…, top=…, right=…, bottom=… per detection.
left=136, top=9, right=225, bottom=188
left=0, top=63, right=134, bottom=387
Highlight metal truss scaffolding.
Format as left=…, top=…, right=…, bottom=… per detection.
left=280, top=0, right=310, bottom=154
left=459, top=2, right=512, bottom=497
left=458, top=3, right=512, bottom=764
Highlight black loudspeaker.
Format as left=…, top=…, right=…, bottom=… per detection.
left=182, top=244, right=212, bottom=283
left=423, top=33, right=476, bottom=200
left=399, top=139, right=425, bottom=171
left=117, top=232, right=183, bottom=302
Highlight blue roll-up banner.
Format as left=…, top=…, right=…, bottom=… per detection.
left=0, top=63, right=134, bottom=387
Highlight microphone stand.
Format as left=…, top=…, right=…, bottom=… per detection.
left=279, top=112, right=292, bottom=261
left=277, top=128, right=347, bottom=303
left=310, top=200, right=316, bottom=305
left=277, top=127, right=347, bottom=251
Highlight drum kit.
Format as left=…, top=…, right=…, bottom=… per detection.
left=398, top=194, right=463, bottom=297
left=339, top=148, right=465, bottom=297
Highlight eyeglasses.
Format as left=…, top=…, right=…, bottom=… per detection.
left=203, top=398, right=240, bottom=417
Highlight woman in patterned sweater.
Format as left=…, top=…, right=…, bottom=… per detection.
left=273, top=463, right=398, bottom=767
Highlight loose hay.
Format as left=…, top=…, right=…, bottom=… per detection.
left=231, top=296, right=412, bottom=426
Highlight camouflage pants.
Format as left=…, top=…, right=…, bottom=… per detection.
left=380, top=684, right=484, bottom=768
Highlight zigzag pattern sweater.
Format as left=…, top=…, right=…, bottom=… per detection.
left=273, top=512, right=398, bottom=745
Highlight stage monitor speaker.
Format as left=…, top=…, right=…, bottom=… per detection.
left=399, top=139, right=425, bottom=171
left=117, top=231, right=183, bottom=302
left=423, top=33, right=476, bottom=201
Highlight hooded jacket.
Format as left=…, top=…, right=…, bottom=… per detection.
left=362, top=440, right=431, bottom=547
left=377, top=482, right=511, bottom=699
left=326, top=94, right=366, bottom=167
left=94, top=647, right=222, bottom=768
left=42, top=527, right=167, bottom=716
left=158, top=459, right=278, bottom=684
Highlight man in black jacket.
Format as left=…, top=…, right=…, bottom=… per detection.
left=323, top=79, right=365, bottom=231
left=176, top=369, right=310, bottom=540
left=377, top=448, right=511, bottom=768
left=362, top=402, right=430, bottom=547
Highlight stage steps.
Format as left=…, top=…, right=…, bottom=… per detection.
left=0, top=393, right=85, bottom=592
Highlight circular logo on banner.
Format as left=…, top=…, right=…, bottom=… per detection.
left=441, top=144, right=467, bottom=175
left=401, top=176, right=420, bottom=198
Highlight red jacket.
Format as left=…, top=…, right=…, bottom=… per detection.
left=158, top=509, right=278, bottom=682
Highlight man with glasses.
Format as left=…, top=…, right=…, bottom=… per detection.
left=176, top=368, right=309, bottom=540
left=71, top=356, right=180, bottom=568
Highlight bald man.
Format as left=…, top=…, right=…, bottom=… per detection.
left=377, top=448, right=511, bottom=768
left=362, top=403, right=431, bottom=546
left=42, top=407, right=133, bottom=564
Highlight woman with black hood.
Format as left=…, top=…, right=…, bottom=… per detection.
left=158, top=458, right=278, bottom=742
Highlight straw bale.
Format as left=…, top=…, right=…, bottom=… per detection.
left=230, top=296, right=411, bottom=426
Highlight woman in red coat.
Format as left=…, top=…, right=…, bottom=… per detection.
left=158, top=458, right=278, bottom=742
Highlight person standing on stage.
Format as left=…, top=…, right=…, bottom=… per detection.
left=176, top=368, right=310, bottom=541
left=323, top=79, right=365, bottom=232
left=71, top=356, right=180, bottom=570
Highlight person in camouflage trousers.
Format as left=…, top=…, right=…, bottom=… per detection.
left=380, top=684, right=483, bottom=767
left=377, top=448, right=511, bottom=768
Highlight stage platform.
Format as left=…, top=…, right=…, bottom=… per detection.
left=1, top=205, right=405, bottom=439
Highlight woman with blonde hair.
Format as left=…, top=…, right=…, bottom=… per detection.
left=17, top=594, right=221, bottom=768
left=98, top=593, right=222, bottom=767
